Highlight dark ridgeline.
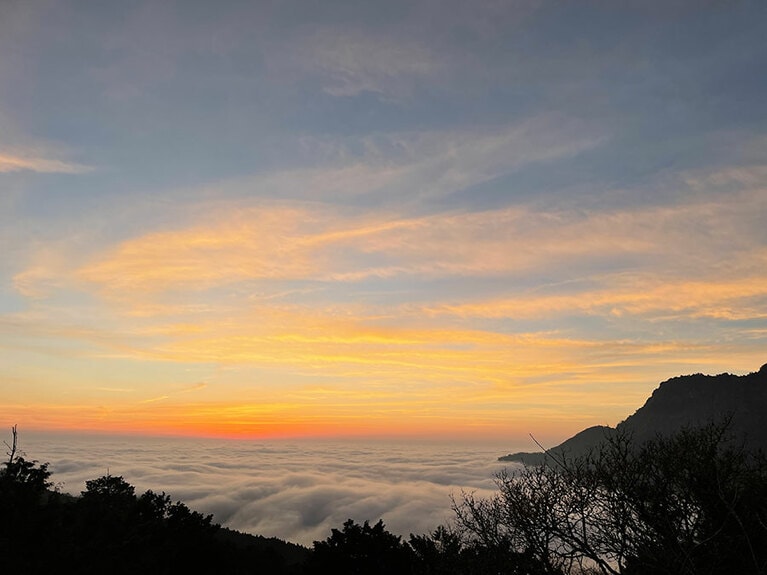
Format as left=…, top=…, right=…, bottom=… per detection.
left=2, top=362, right=767, bottom=574
left=500, top=362, right=767, bottom=464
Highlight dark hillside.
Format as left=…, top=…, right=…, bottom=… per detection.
left=0, top=439, right=309, bottom=575
left=500, top=363, right=767, bottom=463
left=499, top=425, right=616, bottom=465
left=619, top=363, right=767, bottom=448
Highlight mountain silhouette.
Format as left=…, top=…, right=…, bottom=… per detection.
left=499, top=362, right=767, bottom=464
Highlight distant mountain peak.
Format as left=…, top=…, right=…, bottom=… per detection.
left=499, top=363, right=767, bottom=464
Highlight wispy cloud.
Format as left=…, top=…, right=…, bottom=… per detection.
left=180, top=382, right=207, bottom=393
left=180, top=115, right=603, bottom=205
left=67, top=181, right=765, bottom=302
left=423, top=274, right=767, bottom=322
left=0, top=151, right=92, bottom=174
left=140, top=395, right=169, bottom=404
left=280, top=27, right=442, bottom=99
left=8, top=158, right=765, bottom=400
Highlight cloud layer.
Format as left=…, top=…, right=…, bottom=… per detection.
left=25, top=433, right=511, bottom=546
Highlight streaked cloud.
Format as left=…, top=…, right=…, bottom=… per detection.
left=5, top=159, right=764, bottom=438
left=424, top=274, right=767, bottom=322
left=180, top=382, right=207, bottom=393
left=186, top=115, right=604, bottom=204
left=0, top=151, right=92, bottom=174
left=66, top=180, right=766, bottom=302
left=283, top=28, right=442, bottom=98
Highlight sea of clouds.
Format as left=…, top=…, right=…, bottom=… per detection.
left=19, top=433, right=523, bottom=546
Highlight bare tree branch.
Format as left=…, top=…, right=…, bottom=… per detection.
left=4, top=424, right=18, bottom=467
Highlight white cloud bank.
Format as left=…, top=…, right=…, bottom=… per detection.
left=24, top=433, right=514, bottom=546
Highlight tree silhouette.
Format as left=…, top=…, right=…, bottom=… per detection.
left=0, top=426, right=57, bottom=572
left=0, top=427, right=308, bottom=574
left=1, top=424, right=52, bottom=493
left=309, top=519, right=416, bottom=574
left=452, top=421, right=767, bottom=575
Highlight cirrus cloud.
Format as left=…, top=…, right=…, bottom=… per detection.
left=0, top=150, right=92, bottom=174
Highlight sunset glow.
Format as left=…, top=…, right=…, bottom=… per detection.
left=2, top=1, right=766, bottom=444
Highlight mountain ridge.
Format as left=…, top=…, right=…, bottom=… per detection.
left=499, top=363, right=767, bottom=464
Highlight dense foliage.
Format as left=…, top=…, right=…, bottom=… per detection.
left=2, top=422, right=766, bottom=574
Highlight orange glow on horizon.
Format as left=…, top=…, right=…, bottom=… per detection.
left=2, top=397, right=605, bottom=446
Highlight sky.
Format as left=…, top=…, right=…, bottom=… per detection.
left=1, top=0, right=766, bottom=444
